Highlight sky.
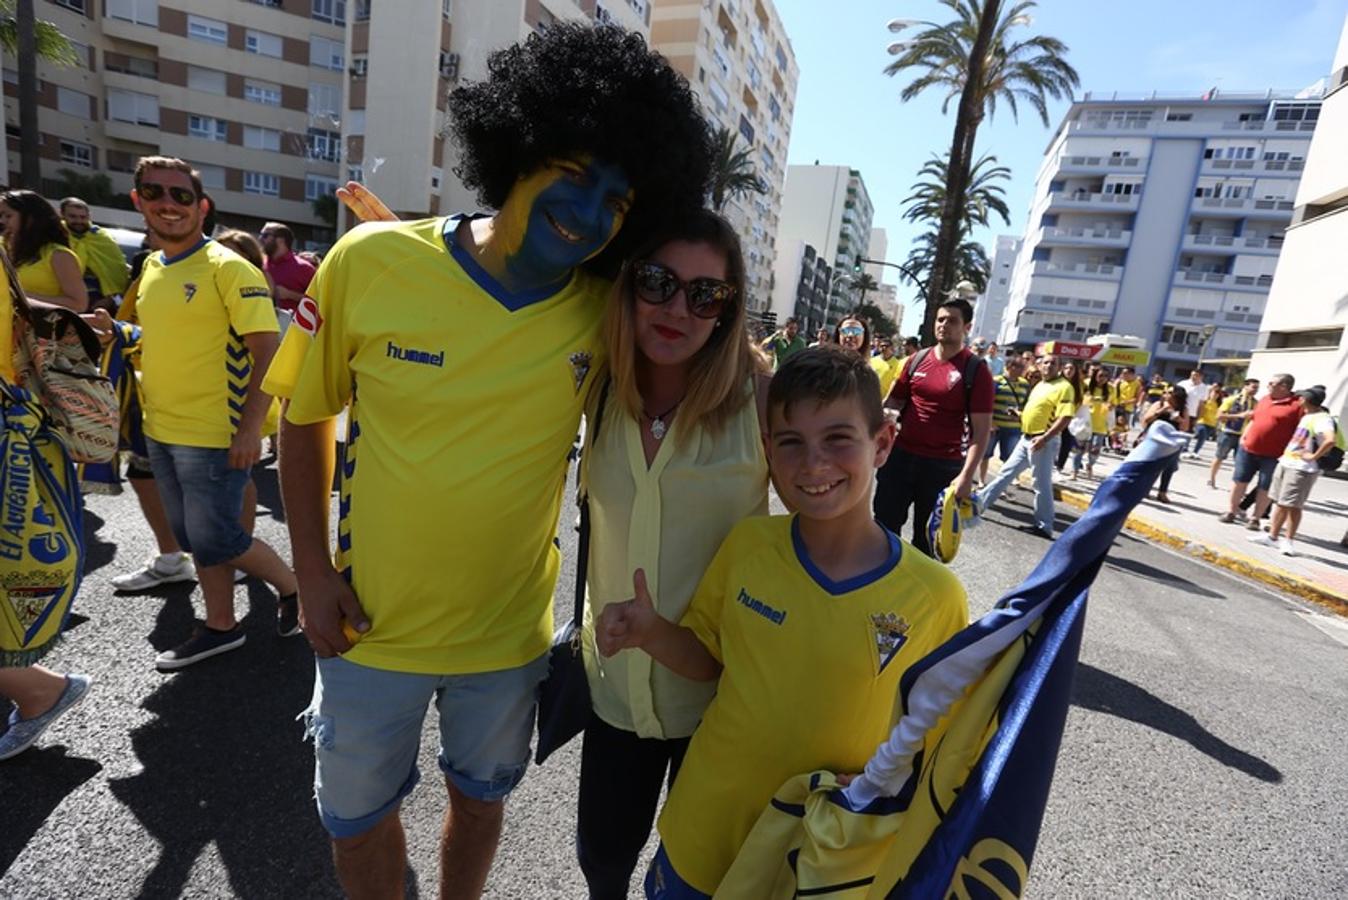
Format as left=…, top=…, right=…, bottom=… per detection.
left=773, top=0, right=1348, bottom=326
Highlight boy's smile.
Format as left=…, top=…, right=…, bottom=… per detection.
left=767, top=397, right=895, bottom=520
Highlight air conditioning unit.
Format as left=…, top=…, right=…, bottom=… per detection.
left=439, top=53, right=459, bottom=81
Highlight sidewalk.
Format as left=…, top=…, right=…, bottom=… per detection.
left=1036, top=444, right=1348, bottom=612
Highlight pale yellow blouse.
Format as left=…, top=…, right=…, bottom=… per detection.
left=581, top=381, right=768, bottom=739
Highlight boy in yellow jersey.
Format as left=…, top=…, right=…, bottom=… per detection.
left=596, top=347, right=969, bottom=898
left=269, top=24, right=713, bottom=900
left=130, top=157, right=299, bottom=671
left=973, top=355, right=1079, bottom=538
left=1113, top=366, right=1142, bottom=425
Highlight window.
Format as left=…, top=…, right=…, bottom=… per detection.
left=738, top=114, right=754, bottom=146
left=189, top=115, right=228, bottom=142
left=308, top=83, right=341, bottom=121
left=768, top=94, right=781, bottom=122
left=54, top=0, right=86, bottom=11
left=355, top=0, right=371, bottom=20
left=187, top=66, right=227, bottom=95
left=443, top=0, right=452, bottom=16
left=312, top=0, right=346, bottom=24
left=310, top=36, right=345, bottom=70
left=195, top=163, right=226, bottom=189
left=594, top=3, right=615, bottom=24
left=246, top=30, right=283, bottom=58
left=244, top=126, right=282, bottom=151
left=347, top=164, right=363, bottom=182
left=1165, top=112, right=1192, bottom=122
left=60, top=140, right=93, bottom=168
left=68, top=42, right=91, bottom=69
left=105, top=54, right=157, bottom=78
left=244, top=79, right=282, bottom=106
left=106, top=0, right=157, bottom=26
left=306, top=127, right=341, bottom=162
left=707, top=78, right=729, bottom=115
left=345, top=110, right=365, bottom=134
left=187, top=14, right=228, bottom=45
left=430, top=167, right=444, bottom=192
left=306, top=174, right=339, bottom=201
left=56, top=86, right=91, bottom=119
left=107, top=88, right=159, bottom=126
left=244, top=172, right=280, bottom=196
left=349, top=55, right=368, bottom=77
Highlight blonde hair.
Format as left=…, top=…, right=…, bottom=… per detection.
left=602, top=209, right=768, bottom=441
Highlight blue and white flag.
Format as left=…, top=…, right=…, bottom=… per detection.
left=714, top=425, right=1184, bottom=899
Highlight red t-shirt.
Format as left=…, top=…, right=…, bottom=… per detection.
left=264, top=250, right=317, bottom=312
left=1241, top=394, right=1302, bottom=457
left=893, top=347, right=995, bottom=460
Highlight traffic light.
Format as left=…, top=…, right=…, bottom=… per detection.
left=761, top=311, right=778, bottom=332
left=853, top=256, right=864, bottom=274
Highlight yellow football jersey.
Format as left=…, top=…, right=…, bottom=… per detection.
left=14, top=243, right=79, bottom=299
left=658, top=515, right=969, bottom=894
left=1019, top=378, right=1077, bottom=435
left=277, top=217, right=609, bottom=675
left=870, top=355, right=903, bottom=399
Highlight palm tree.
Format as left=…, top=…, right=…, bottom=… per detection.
left=904, top=229, right=991, bottom=294
left=885, top=0, right=1078, bottom=343
left=902, top=152, right=1011, bottom=231
left=2, top=0, right=78, bottom=189
left=708, top=124, right=767, bottom=212
left=849, top=272, right=880, bottom=304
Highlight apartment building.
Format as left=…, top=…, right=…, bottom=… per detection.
left=650, top=0, right=799, bottom=313
left=998, top=91, right=1319, bottom=379
left=776, top=163, right=873, bottom=324
left=769, top=238, right=831, bottom=335
left=5, top=0, right=350, bottom=245
left=1248, top=16, right=1348, bottom=421
left=972, top=235, right=1020, bottom=340
left=356, top=0, right=652, bottom=220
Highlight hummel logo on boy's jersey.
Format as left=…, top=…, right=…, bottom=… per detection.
left=386, top=341, right=445, bottom=367
left=737, top=587, right=787, bottom=625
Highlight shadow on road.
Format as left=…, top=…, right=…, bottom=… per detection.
left=82, top=509, right=117, bottom=577
left=252, top=461, right=286, bottom=525
left=1072, top=663, right=1282, bottom=783
left=106, top=585, right=341, bottom=899
left=0, top=746, right=104, bottom=875
left=1102, top=556, right=1226, bottom=599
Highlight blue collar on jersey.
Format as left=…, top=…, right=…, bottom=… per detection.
left=791, top=516, right=903, bottom=596
left=442, top=215, right=573, bottom=312
left=159, top=236, right=210, bottom=266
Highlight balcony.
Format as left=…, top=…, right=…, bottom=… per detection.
left=1200, top=157, right=1307, bottom=176
left=1045, top=190, right=1140, bottom=212
left=1174, top=269, right=1274, bottom=290
left=1036, top=226, right=1131, bottom=248
left=1030, top=260, right=1123, bottom=280
left=1180, top=233, right=1285, bottom=254
left=1192, top=196, right=1295, bottom=217
left=1220, top=119, right=1316, bottom=133
left=1055, top=154, right=1145, bottom=174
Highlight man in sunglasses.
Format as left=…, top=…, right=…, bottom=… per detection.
left=259, top=221, right=315, bottom=317
left=265, top=24, right=712, bottom=899
left=129, top=156, right=300, bottom=668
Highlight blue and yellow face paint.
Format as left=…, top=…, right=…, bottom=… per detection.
left=495, top=156, right=633, bottom=286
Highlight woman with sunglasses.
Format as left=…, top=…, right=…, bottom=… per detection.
left=0, top=190, right=88, bottom=313
left=833, top=316, right=870, bottom=357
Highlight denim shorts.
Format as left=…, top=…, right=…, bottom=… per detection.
left=1215, top=432, right=1241, bottom=462
left=1232, top=446, right=1279, bottom=490
left=145, top=437, right=251, bottom=567
left=300, top=652, right=550, bottom=838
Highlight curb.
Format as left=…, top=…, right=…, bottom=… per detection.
left=1053, top=485, right=1348, bottom=616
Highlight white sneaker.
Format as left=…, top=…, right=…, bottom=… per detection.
left=1279, top=539, right=1297, bottom=557
left=1247, top=533, right=1275, bottom=548
left=112, top=553, right=197, bottom=592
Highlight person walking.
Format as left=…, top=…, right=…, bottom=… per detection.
left=974, top=354, right=1078, bottom=539
left=131, top=156, right=299, bottom=667
left=985, top=341, right=1006, bottom=377
left=1180, top=368, right=1211, bottom=458
left=0, top=190, right=88, bottom=312
left=1191, top=384, right=1223, bottom=458
left=1072, top=367, right=1112, bottom=479
left=1209, top=378, right=1258, bottom=488
left=1249, top=387, right=1340, bottom=556
left=759, top=316, right=805, bottom=369
left=1113, top=366, right=1142, bottom=426
left=269, top=25, right=714, bottom=900
left=1054, top=360, right=1085, bottom=473
left=833, top=316, right=870, bottom=357
left=1139, top=384, right=1190, bottom=503
left=978, top=355, right=1027, bottom=485
left=259, top=222, right=316, bottom=318
left=869, top=336, right=903, bottom=399
left=875, top=297, right=993, bottom=557
left=1220, top=373, right=1301, bottom=528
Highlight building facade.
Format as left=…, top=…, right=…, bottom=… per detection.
left=649, top=0, right=799, bottom=315
left=1247, top=16, right=1348, bottom=421
left=769, top=238, right=831, bottom=336
left=998, top=91, right=1319, bottom=378
left=777, top=163, right=873, bottom=326
left=973, top=234, right=1020, bottom=341
left=5, top=0, right=350, bottom=245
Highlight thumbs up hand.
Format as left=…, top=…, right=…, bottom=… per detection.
left=597, top=569, right=660, bottom=657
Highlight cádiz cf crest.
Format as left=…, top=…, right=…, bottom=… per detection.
left=870, top=611, right=911, bottom=675
left=183, top=282, right=198, bottom=303
left=569, top=350, right=592, bottom=395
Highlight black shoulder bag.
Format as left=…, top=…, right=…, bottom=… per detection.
left=535, top=379, right=610, bottom=764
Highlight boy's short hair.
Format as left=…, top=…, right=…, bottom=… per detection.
left=768, top=346, right=885, bottom=435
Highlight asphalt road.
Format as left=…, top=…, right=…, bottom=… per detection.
left=2, top=460, right=1346, bottom=899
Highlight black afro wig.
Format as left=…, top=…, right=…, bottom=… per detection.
left=447, top=23, right=714, bottom=277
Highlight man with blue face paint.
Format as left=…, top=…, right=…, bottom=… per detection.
left=264, top=24, right=712, bottom=900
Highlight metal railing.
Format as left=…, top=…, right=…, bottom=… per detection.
left=1031, top=260, right=1122, bottom=277
left=1047, top=190, right=1140, bottom=207
left=1175, top=270, right=1274, bottom=288
left=1057, top=154, right=1144, bottom=169
left=1040, top=226, right=1130, bottom=242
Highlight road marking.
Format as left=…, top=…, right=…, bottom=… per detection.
left=1296, top=610, right=1348, bottom=648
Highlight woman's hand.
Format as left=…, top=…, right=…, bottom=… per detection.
left=335, top=182, right=398, bottom=224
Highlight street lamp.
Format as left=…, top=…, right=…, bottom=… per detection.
left=1196, top=323, right=1217, bottom=372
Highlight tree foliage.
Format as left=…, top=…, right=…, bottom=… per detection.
left=0, top=0, right=78, bottom=66
left=708, top=124, right=767, bottom=212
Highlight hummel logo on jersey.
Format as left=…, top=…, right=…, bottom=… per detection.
left=183, top=282, right=197, bottom=303
left=737, top=587, right=787, bottom=625
left=569, top=350, right=592, bottom=395
left=387, top=341, right=444, bottom=368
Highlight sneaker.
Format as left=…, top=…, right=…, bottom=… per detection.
left=277, top=594, right=301, bottom=638
left=155, top=626, right=246, bottom=671
left=0, top=674, right=91, bottom=760
left=1279, top=539, right=1297, bottom=557
left=1218, top=512, right=1237, bottom=524
left=1245, top=518, right=1263, bottom=532
left=1248, top=532, right=1275, bottom=548
left=112, top=553, right=196, bottom=593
